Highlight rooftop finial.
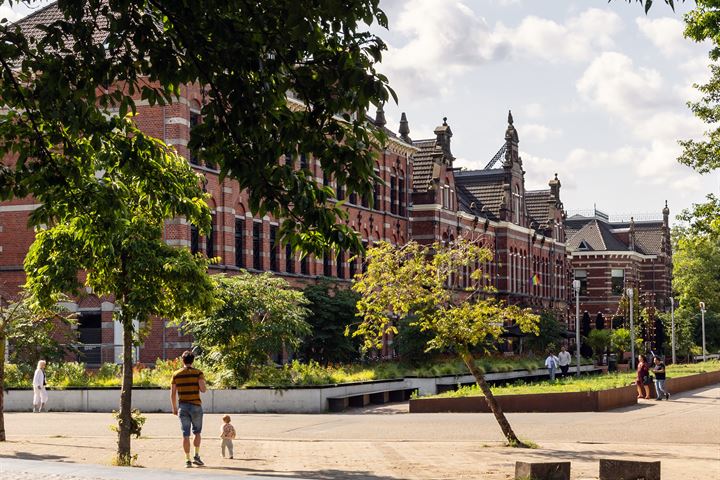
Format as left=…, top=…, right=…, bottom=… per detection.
left=399, top=112, right=411, bottom=143
left=508, top=110, right=514, bottom=125
left=374, top=105, right=386, bottom=128
left=554, top=173, right=558, bottom=180
left=443, top=116, right=448, bottom=126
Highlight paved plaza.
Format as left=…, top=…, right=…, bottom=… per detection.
left=1, top=385, right=718, bottom=479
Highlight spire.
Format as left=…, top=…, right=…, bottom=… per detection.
left=663, top=199, right=670, bottom=216
left=399, top=112, right=411, bottom=143
left=505, top=109, right=518, bottom=143
left=549, top=173, right=561, bottom=201
left=374, top=106, right=386, bottom=128
left=434, top=116, right=453, bottom=161
left=629, top=217, right=636, bottom=251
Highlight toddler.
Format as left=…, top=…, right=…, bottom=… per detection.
left=220, top=415, right=236, bottom=459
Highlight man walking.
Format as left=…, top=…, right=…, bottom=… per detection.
left=652, top=356, right=670, bottom=401
left=558, top=346, right=572, bottom=377
left=171, top=351, right=207, bottom=467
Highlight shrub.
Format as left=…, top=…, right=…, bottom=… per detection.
left=46, top=361, right=89, bottom=388
left=3, top=363, right=32, bottom=388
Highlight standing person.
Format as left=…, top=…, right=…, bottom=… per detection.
left=636, top=354, right=651, bottom=399
left=32, top=360, right=48, bottom=413
left=557, top=346, right=572, bottom=377
left=652, top=356, right=670, bottom=401
left=220, top=415, right=236, bottom=459
left=171, top=351, right=207, bottom=468
left=545, top=350, right=559, bottom=381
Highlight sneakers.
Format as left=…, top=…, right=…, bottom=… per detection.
left=192, top=455, right=204, bottom=466
left=665, top=393, right=670, bottom=400
left=229, top=456, right=233, bottom=460
left=655, top=397, right=662, bottom=401
left=185, top=460, right=192, bottom=468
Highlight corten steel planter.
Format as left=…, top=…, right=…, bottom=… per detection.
left=409, top=370, right=720, bottom=413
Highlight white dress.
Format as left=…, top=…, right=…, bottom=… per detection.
left=32, top=368, right=48, bottom=406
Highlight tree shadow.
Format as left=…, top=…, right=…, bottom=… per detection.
left=521, top=447, right=716, bottom=464
left=212, top=465, right=407, bottom=479
left=0, top=452, right=68, bottom=461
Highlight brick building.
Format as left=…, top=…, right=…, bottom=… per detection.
left=565, top=205, right=673, bottom=346
left=409, top=112, right=570, bottom=316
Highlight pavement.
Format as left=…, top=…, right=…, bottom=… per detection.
left=0, top=384, right=718, bottom=479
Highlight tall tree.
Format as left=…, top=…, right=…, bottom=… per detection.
left=183, top=273, right=310, bottom=385
left=352, top=240, right=539, bottom=448
left=0, top=0, right=394, bottom=254
left=0, top=292, right=73, bottom=441
left=22, top=116, right=216, bottom=464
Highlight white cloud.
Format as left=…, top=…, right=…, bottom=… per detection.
left=521, top=152, right=575, bottom=191
left=520, top=103, right=544, bottom=119
left=636, top=17, right=689, bottom=58
left=521, top=123, right=562, bottom=143
left=496, top=8, right=622, bottom=63
left=0, top=5, right=25, bottom=22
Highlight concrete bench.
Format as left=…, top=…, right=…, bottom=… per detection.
left=515, top=461, right=570, bottom=480
left=327, top=388, right=415, bottom=412
left=599, top=459, right=660, bottom=480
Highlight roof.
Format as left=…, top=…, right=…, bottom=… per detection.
left=411, top=138, right=441, bottom=191
left=525, top=189, right=551, bottom=226
left=566, top=215, right=665, bottom=255
left=14, top=2, right=109, bottom=45
left=454, top=169, right=505, bottom=219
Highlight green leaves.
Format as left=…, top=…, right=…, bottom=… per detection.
left=181, top=272, right=311, bottom=384
left=352, top=240, right=540, bottom=354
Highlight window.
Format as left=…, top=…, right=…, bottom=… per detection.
left=189, top=111, right=200, bottom=165
left=373, top=182, right=380, bottom=210
left=323, top=171, right=330, bottom=187
left=349, top=253, right=357, bottom=279
left=398, top=177, right=405, bottom=216
left=299, top=153, right=308, bottom=169
left=361, top=193, right=369, bottom=208
left=390, top=176, right=397, bottom=214
left=206, top=214, right=215, bottom=258
left=190, top=224, right=199, bottom=254
left=285, top=244, right=294, bottom=273
left=235, top=218, right=245, bottom=268
left=361, top=240, right=368, bottom=273
left=574, top=269, right=588, bottom=296
left=513, top=185, right=521, bottom=224
left=337, top=184, right=345, bottom=201
left=300, top=254, right=309, bottom=275
left=323, top=253, right=332, bottom=277
left=270, top=226, right=278, bottom=272
left=253, top=221, right=262, bottom=270
left=285, top=151, right=293, bottom=165
left=442, top=186, right=449, bottom=209
left=611, top=269, right=625, bottom=295
left=336, top=250, right=345, bottom=279
left=349, top=192, right=357, bottom=205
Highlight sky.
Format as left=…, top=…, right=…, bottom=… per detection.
left=375, top=0, right=719, bottom=221
left=3, top=1, right=718, bottom=221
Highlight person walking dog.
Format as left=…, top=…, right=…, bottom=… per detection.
left=171, top=351, right=207, bottom=468
left=32, top=360, right=48, bottom=412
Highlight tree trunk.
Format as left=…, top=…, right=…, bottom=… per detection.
left=458, top=346, right=528, bottom=448
left=0, top=329, right=6, bottom=442
left=117, top=318, right=134, bottom=464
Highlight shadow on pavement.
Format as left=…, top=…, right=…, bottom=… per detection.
left=526, top=448, right=716, bottom=463
left=213, top=465, right=405, bottom=479
left=0, top=451, right=68, bottom=462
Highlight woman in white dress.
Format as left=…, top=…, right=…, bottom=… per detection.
left=32, top=360, right=48, bottom=412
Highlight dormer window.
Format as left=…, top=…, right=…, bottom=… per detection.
left=578, top=240, right=591, bottom=251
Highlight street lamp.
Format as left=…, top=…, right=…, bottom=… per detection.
left=700, top=302, right=706, bottom=362
left=628, top=288, right=635, bottom=370
left=572, top=279, right=581, bottom=377
left=669, top=297, right=675, bottom=365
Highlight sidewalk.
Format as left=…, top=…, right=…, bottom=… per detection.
left=0, top=458, right=304, bottom=480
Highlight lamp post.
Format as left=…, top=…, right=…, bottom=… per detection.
left=669, top=296, right=675, bottom=365
left=700, top=302, right=706, bottom=362
left=573, top=279, right=581, bottom=376
left=628, top=288, right=635, bottom=370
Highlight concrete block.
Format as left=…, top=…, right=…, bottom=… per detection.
left=515, top=461, right=570, bottom=480
left=370, top=391, right=390, bottom=404
left=599, top=459, right=660, bottom=480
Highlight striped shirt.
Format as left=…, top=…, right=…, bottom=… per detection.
left=171, top=367, right=204, bottom=406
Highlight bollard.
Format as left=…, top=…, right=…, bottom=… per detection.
left=599, top=459, right=661, bottom=480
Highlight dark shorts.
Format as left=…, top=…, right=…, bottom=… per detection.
left=178, top=402, right=203, bottom=437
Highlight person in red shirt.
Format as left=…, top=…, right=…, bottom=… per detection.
left=636, top=354, right=650, bottom=399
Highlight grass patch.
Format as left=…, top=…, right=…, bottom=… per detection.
left=429, top=360, right=720, bottom=398
left=507, top=438, right=539, bottom=449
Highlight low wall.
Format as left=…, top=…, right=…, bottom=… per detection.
left=409, top=370, right=720, bottom=413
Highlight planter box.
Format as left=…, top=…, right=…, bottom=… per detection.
left=409, top=370, right=720, bottom=413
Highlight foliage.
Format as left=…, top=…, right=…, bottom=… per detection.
left=619, top=1, right=680, bottom=14
left=299, top=282, right=362, bottom=365
left=46, top=362, right=91, bottom=388
left=610, top=328, right=644, bottom=361
left=352, top=239, right=540, bottom=448
left=431, top=360, right=720, bottom=398
left=524, top=311, right=564, bottom=354
left=586, top=329, right=612, bottom=361
left=0, top=0, right=393, bottom=255
left=659, top=309, right=698, bottom=361
left=394, top=315, right=436, bottom=365
left=183, top=272, right=311, bottom=385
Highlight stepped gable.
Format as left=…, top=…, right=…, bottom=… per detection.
left=525, top=189, right=551, bottom=226
left=454, top=168, right=505, bottom=220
